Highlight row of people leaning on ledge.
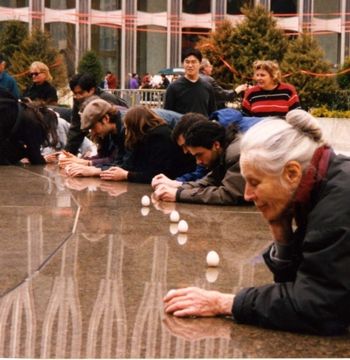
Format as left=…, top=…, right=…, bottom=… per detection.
left=2, top=51, right=350, bottom=335
left=1, top=92, right=350, bottom=336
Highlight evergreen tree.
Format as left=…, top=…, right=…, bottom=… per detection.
left=281, top=33, right=337, bottom=110
left=0, top=21, right=28, bottom=64
left=78, top=51, right=104, bottom=86
left=197, top=5, right=288, bottom=86
left=11, top=27, right=67, bottom=93
left=337, top=56, right=350, bottom=89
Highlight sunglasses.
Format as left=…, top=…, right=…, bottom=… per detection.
left=29, top=72, right=42, bottom=77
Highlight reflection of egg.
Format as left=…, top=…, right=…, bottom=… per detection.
left=141, top=195, right=150, bottom=206
left=141, top=207, right=150, bottom=216
left=205, top=268, right=219, bottom=283
left=178, top=219, right=188, bottom=233
left=206, top=251, right=220, bottom=267
left=169, top=210, right=180, bottom=222
left=177, top=234, right=187, bottom=245
left=169, top=223, right=178, bottom=235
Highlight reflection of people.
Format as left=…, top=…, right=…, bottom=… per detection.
left=23, top=61, right=58, bottom=105
left=200, top=58, right=247, bottom=110
left=164, top=109, right=350, bottom=335
left=242, top=60, right=300, bottom=117
left=164, top=48, right=216, bottom=116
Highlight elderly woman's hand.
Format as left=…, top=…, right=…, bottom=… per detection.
left=163, top=287, right=234, bottom=317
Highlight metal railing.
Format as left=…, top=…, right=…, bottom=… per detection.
left=106, top=89, right=166, bottom=109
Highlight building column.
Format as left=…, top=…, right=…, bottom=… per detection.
left=342, top=0, right=350, bottom=60
left=30, top=0, right=44, bottom=30
left=76, top=0, right=90, bottom=66
left=121, top=0, right=136, bottom=88
left=213, top=0, right=226, bottom=28
left=168, top=0, right=181, bottom=67
left=302, top=0, right=313, bottom=32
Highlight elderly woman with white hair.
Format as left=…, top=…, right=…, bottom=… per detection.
left=163, top=109, right=350, bottom=335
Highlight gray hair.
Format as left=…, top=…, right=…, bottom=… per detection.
left=240, top=109, right=327, bottom=176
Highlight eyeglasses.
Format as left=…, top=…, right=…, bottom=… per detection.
left=30, top=72, right=42, bottom=77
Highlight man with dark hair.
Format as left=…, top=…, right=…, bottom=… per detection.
left=61, top=98, right=126, bottom=176
left=153, top=120, right=246, bottom=205
left=164, top=48, right=216, bottom=116
left=65, top=73, right=127, bottom=154
left=0, top=53, right=20, bottom=98
left=152, top=112, right=209, bottom=188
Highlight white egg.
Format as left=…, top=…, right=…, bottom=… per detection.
left=58, top=153, right=66, bottom=161
left=141, top=195, right=150, bottom=206
left=206, top=251, right=220, bottom=267
left=177, top=219, right=188, bottom=233
left=141, top=207, right=150, bottom=216
left=177, top=234, right=187, bottom=245
left=169, top=210, right=180, bottom=222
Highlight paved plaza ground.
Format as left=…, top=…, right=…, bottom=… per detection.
left=1, top=163, right=350, bottom=358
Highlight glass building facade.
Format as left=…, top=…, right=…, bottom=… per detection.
left=0, top=0, right=348, bottom=87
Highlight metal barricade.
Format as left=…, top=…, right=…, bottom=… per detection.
left=107, top=89, right=166, bottom=109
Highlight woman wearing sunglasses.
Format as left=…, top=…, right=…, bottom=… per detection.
left=23, top=61, right=58, bottom=105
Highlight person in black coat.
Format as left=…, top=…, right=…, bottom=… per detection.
left=0, top=89, right=50, bottom=165
left=23, top=61, right=58, bottom=105
left=164, top=109, right=350, bottom=336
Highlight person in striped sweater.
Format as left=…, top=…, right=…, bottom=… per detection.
left=242, top=60, right=300, bottom=117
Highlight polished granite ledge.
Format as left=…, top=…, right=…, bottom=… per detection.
left=0, top=165, right=349, bottom=358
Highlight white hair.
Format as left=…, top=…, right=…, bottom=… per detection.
left=240, top=109, right=327, bottom=176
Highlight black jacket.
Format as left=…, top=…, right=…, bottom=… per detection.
left=233, top=151, right=350, bottom=335
left=123, top=124, right=180, bottom=184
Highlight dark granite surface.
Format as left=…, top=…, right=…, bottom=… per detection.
left=0, top=165, right=349, bottom=358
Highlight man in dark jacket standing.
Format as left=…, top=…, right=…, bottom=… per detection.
left=164, top=48, right=216, bottom=117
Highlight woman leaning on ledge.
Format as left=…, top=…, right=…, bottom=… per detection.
left=164, top=109, right=350, bottom=335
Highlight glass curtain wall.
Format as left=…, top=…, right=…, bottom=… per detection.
left=313, top=0, right=340, bottom=65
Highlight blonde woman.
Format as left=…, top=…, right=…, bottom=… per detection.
left=23, top=61, right=58, bottom=105
left=242, top=60, right=300, bottom=117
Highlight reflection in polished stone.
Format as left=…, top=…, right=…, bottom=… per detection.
left=1, top=166, right=350, bottom=358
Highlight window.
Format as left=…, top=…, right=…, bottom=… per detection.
left=138, top=0, right=166, bottom=12
left=44, top=22, right=76, bottom=78
left=314, top=0, right=340, bottom=19
left=91, top=25, right=121, bottom=86
left=182, top=27, right=209, bottom=52
left=91, top=0, right=121, bottom=11
left=137, top=25, right=166, bottom=75
left=227, top=0, right=253, bottom=15
left=45, top=0, right=75, bottom=8
left=271, top=0, right=297, bottom=16
left=183, top=0, right=210, bottom=14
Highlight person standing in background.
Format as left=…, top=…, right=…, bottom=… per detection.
left=200, top=58, right=247, bottom=109
left=164, top=48, right=216, bottom=117
left=0, top=53, right=20, bottom=98
left=23, top=61, right=58, bottom=105
left=242, top=60, right=300, bottom=117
